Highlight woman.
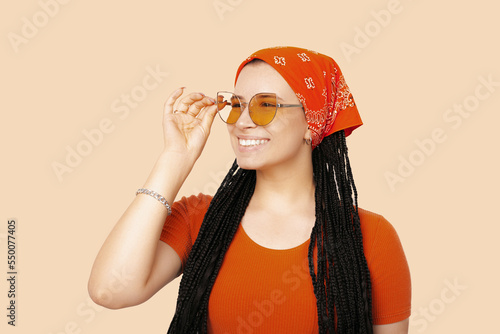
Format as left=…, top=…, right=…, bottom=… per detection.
left=88, top=46, right=411, bottom=333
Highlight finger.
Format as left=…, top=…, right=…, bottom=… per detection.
left=216, top=94, right=228, bottom=110
left=163, top=87, right=185, bottom=115
left=199, top=104, right=219, bottom=135
left=186, top=96, right=215, bottom=117
left=175, top=92, right=207, bottom=114
left=198, top=95, right=218, bottom=119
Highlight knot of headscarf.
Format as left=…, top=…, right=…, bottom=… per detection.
left=234, top=46, right=362, bottom=149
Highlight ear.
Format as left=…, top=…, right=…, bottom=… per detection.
left=304, top=126, right=312, bottom=140
left=303, top=126, right=313, bottom=145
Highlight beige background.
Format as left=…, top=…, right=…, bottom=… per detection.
left=1, top=0, right=499, bottom=333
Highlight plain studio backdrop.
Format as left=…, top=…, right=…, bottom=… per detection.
left=1, top=0, right=499, bottom=333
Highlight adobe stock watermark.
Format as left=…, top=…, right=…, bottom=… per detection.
left=213, top=0, right=244, bottom=21
left=191, top=160, right=234, bottom=195
left=385, top=74, right=499, bottom=192
left=47, top=266, right=133, bottom=334
left=234, top=256, right=311, bottom=333
left=51, top=65, right=169, bottom=183
left=339, top=0, right=404, bottom=63
left=410, top=277, right=467, bottom=332
left=7, top=0, right=73, bottom=54
left=1, top=218, right=11, bottom=261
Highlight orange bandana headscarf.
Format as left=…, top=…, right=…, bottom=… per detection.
left=234, top=46, right=362, bottom=149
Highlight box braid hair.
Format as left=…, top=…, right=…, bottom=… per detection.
left=166, top=130, right=373, bottom=334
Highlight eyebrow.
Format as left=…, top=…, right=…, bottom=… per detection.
left=234, top=93, right=285, bottom=102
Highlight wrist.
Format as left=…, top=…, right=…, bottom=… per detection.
left=141, top=151, right=195, bottom=204
left=158, top=148, right=199, bottom=166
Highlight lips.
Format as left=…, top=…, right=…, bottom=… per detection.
left=238, top=138, right=269, bottom=147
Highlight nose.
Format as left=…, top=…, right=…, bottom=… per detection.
left=234, top=103, right=256, bottom=129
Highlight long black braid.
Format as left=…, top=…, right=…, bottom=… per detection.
left=167, top=130, right=372, bottom=333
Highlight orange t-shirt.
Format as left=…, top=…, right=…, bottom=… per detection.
left=160, top=194, right=411, bottom=332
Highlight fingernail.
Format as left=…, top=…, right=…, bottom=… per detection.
left=207, top=97, right=216, bottom=103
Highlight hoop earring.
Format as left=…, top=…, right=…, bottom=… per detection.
left=304, top=138, right=312, bottom=145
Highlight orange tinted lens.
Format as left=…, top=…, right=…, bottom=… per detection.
left=249, top=94, right=277, bottom=125
left=226, top=107, right=241, bottom=123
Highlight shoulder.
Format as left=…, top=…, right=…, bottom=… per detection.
left=356, top=207, right=404, bottom=264
left=357, top=206, right=393, bottom=238
left=160, top=193, right=213, bottom=270
left=357, top=207, right=412, bottom=324
left=171, top=193, right=213, bottom=223
left=171, top=193, right=213, bottom=239
left=173, top=193, right=213, bottom=212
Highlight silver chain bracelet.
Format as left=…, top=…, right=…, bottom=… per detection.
left=136, top=188, right=172, bottom=216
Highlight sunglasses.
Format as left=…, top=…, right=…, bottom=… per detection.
left=216, top=91, right=303, bottom=126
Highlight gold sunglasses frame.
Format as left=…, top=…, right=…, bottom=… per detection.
left=216, top=91, right=303, bottom=126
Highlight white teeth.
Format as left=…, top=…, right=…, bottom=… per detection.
left=239, top=139, right=268, bottom=147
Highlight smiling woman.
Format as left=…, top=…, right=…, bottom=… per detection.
left=88, top=46, right=411, bottom=334
left=224, top=60, right=311, bottom=172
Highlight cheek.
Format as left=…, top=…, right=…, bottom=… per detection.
left=227, top=124, right=236, bottom=139
left=273, top=115, right=307, bottom=144
left=227, top=125, right=237, bottom=146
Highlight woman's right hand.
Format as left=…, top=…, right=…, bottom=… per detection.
left=88, top=87, right=220, bottom=310
left=162, top=87, right=218, bottom=161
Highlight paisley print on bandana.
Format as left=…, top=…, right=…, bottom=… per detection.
left=234, top=46, right=362, bottom=149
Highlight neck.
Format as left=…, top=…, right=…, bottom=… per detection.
left=251, top=156, right=315, bottom=213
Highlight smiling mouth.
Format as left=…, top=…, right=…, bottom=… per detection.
left=238, top=139, right=269, bottom=147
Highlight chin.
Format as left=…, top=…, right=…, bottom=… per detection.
left=235, top=157, right=261, bottom=171
left=230, top=142, right=266, bottom=170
